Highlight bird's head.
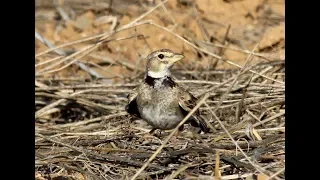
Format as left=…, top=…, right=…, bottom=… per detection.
left=146, top=49, right=184, bottom=78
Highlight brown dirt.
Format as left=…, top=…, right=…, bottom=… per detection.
left=35, top=0, right=285, bottom=179
left=35, top=0, right=284, bottom=80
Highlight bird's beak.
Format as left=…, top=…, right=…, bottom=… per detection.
left=170, top=53, right=184, bottom=64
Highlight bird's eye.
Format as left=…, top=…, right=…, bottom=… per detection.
left=158, top=54, right=164, bottom=59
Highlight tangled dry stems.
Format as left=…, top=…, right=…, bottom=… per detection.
left=35, top=1, right=285, bottom=179
left=35, top=59, right=284, bottom=179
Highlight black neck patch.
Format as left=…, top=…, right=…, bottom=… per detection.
left=145, top=75, right=176, bottom=88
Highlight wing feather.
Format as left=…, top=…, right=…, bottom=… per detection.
left=125, top=87, right=141, bottom=118
left=178, top=87, right=209, bottom=133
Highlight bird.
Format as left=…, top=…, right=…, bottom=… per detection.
left=125, top=49, right=209, bottom=135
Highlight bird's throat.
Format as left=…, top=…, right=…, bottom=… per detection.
left=147, top=70, right=169, bottom=78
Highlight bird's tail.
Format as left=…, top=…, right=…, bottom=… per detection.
left=189, top=116, right=210, bottom=133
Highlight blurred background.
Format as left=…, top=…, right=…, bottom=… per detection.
left=35, top=0, right=284, bottom=81
left=35, top=1, right=285, bottom=179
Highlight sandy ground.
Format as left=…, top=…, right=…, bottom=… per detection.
left=35, top=1, right=285, bottom=179
left=36, top=0, right=284, bottom=80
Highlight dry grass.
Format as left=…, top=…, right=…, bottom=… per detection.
left=35, top=0, right=285, bottom=179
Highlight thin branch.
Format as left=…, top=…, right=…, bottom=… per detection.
left=130, top=93, right=210, bottom=180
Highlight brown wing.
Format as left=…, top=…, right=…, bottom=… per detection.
left=125, top=87, right=141, bottom=118
left=178, top=87, right=209, bottom=133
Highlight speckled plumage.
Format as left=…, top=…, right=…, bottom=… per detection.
left=126, top=49, right=209, bottom=133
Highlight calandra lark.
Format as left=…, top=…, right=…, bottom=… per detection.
left=126, top=49, right=209, bottom=134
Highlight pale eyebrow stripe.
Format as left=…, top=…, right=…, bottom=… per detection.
left=162, top=52, right=172, bottom=57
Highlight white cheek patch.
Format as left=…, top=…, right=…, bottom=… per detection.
left=148, top=70, right=169, bottom=78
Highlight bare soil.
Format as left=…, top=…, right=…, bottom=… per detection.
left=35, top=0, right=285, bottom=179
